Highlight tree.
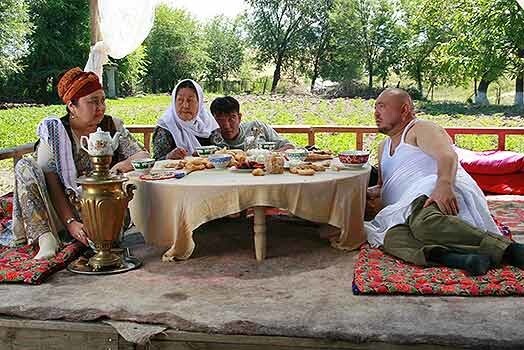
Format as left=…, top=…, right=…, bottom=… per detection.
left=20, top=0, right=90, bottom=103
left=145, top=5, right=207, bottom=93
left=301, top=0, right=334, bottom=92
left=0, top=0, right=32, bottom=84
left=329, top=0, right=404, bottom=90
left=246, top=0, right=319, bottom=93
left=447, top=0, right=514, bottom=105
left=203, top=16, right=245, bottom=91
left=116, top=45, right=149, bottom=96
left=399, top=0, right=455, bottom=96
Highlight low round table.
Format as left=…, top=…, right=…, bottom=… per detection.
left=128, top=164, right=371, bottom=261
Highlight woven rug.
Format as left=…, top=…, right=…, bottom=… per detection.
left=352, top=217, right=524, bottom=296
left=353, top=245, right=524, bottom=296
left=487, top=195, right=524, bottom=235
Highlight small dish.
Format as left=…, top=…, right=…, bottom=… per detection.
left=285, top=148, right=308, bottom=162
left=208, top=154, right=232, bottom=169
left=195, top=145, right=218, bottom=158
left=139, top=171, right=185, bottom=181
left=131, top=158, right=156, bottom=173
left=338, top=150, right=370, bottom=166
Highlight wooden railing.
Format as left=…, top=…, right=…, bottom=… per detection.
left=2, top=125, right=524, bottom=167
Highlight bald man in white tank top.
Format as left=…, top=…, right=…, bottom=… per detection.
left=365, top=88, right=524, bottom=275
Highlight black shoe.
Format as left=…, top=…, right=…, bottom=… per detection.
left=506, top=243, right=524, bottom=269
left=431, top=252, right=492, bottom=276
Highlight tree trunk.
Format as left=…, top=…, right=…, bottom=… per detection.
left=367, top=61, right=373, bottom=89
left=310, top=50, right=321, bottom=92
left=271, top=54, right=284, bottom=94
left=416, top=66, right=423, bottom=97
left=473, top=78, right=477, bottom=98
left=515, top=73, right=524, bottom=106
left=475, top=78, right=491, bottom=105
left=89, top=0, right=101, bottom=45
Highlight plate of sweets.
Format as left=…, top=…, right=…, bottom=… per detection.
left=305, top=150, right=334, bottom=162
left=230, top=160, right=265, bottom=173
left=139, top=171, right=186, bottom=181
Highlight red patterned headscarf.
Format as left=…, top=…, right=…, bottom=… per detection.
left=57, top=67, right=102, bottom=104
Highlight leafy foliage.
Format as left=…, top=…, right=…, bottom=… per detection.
left=203, top=16, right=245, bottom=87
left=20, top=0, right=90, bottom=103
left=144, top=5, right=207, bottom=93
left=116, top=45, right=149, bottom=96
left=0, top=0, right=32, bottom=83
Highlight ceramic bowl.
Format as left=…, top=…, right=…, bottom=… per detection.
left=208, top=154, right=233, bottom=169
left=131, top=158, right=156, bottom=173
left=285, top=148, right=308, bottom=162
left=195, top=145, right=218, bottom=157
left=338, top=150, right=370, bottom=165
left=259, top=141, right=277, bottom=151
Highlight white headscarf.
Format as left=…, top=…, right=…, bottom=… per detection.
left=157, top=79, right=219, bottom=154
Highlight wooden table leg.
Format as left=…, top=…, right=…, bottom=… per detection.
left=253, top=206, right=267, bottom=261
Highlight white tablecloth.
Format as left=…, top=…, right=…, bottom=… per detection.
left=128, top=165, right=371, bottom=260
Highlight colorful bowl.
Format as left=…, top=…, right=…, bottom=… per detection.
left=195, top=145, right=218, bottom=157
left=208, top=154, right=233, bottom=169
left=285, top=148, right=308, bottom=162
left=338, top=150, right=370, bottom=165
left=131, top=158, right=156, bottom=173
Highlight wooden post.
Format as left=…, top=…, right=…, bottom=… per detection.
left=356, top=132, right=364, bottom=151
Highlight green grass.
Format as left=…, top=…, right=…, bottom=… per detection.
left=1, top=93, right=523, bottom=157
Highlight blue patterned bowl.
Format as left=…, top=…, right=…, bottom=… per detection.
left=285, top=148, right=308, bottom=162
left=208, top=154, right=233, bottom=169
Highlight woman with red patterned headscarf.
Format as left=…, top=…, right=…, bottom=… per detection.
left=9, top=67, right=149, bottom=259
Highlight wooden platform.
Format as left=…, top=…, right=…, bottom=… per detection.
left=0, top=317, right=463, bottom=350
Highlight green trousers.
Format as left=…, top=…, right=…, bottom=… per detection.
left=383, top=196, right=511, bottom=266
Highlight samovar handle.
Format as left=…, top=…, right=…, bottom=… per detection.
left=66, top=188, right=82, bottom=213
left=125, top=183, right=137, bottom=202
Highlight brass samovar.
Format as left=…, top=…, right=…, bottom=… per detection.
left=68, top=128, right=136, bottom=273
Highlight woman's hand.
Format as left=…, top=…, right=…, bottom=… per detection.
left=110, top=160, right=132, bottom=174
left=66, top=220, right=89, bottom=246
left=167, top=147, right=188, bottom=160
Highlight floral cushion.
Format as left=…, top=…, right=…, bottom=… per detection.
left=0, top=242, right=84, bottom=284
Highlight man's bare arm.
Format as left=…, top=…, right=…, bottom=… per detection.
left=413, top=121, right=459, bottom=215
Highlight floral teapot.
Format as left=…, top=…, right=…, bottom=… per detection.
left=80, top=127, right=121, bottom=156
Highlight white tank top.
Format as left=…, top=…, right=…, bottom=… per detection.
left=380, top=119, right=437, bottom=206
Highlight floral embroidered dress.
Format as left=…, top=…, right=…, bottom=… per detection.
left=7, top=115, right=143, bottom=247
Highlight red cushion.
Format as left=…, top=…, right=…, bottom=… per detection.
left=470, top=173, right=524, bottom=195
left=456, top=148, right=524, bottom=175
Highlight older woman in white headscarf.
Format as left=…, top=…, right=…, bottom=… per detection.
left=152, top=79, right=224, bottom=160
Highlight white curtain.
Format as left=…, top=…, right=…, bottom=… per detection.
left=84, top=0, right=157, bottom=80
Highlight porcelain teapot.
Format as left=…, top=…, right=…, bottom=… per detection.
left=80, top=127, right=121, bottom=156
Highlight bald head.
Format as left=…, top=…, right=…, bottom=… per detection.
left=374, top=88, right=415, bottom=135
left=379, top=88, right=414, bottom=114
